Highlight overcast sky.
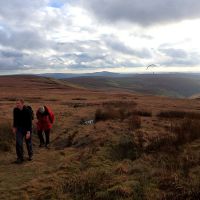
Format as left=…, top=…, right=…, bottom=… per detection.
left=0, top=0, right=200, bottom=74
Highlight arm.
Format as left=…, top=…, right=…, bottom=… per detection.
left=26, top=109, right=32, bottom=139
left=13, top=108, right=17, bottom=134
left=25, top=108, right=32, bottom=134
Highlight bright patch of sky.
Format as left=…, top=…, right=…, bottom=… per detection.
left=48, top=0, right=65, bottom=8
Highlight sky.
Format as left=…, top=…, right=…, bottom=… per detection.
left=0, top=0, right=200, bottom=75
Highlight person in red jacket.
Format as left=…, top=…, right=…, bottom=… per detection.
left=36, top=106, right=54, bottom=148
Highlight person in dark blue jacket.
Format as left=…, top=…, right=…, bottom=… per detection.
left=13, top=99, right=33, bottom=163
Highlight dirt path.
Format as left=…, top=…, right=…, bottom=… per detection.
left=0, top=139, right=66, bottom=199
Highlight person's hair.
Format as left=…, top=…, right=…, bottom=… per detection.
left=16, top=98, right=24, bottom=104
left=38, top=106, right=45, bottom=113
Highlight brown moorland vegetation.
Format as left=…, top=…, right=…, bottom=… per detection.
left=0, top=75, right=199, bottom=200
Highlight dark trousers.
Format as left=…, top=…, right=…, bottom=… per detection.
left=16, top=128, right=33, bottom=159
left=37, top=129, right=50, bottom=145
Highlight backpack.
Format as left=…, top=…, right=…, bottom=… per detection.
left=26, top=105, right=34, bottom=120
left=45, top=106, right=54, bottom=124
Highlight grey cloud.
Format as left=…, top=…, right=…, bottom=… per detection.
left=160, top=51, right=200, bottom=67
left=103, top=35, right=152, bottom=58
left=62, top=52, right=141, bottom=70
left=0, top=0, right=48, bottom=24
left=0, top=58, right=20, bottom=71
left=0, top=28, right=49, bottom=50
left=0, top=49, right=50, bottom=72
left=0, top=49, right=26, bottom=70
left=161, top=59, right=199, bottom=67
left=52, top=37, right=146, bottom=68
left=53, top=40, right=104, bottom=53
left=81, top=0, right=200, bottom=26
left=0, top=0, right=151, bottom=73
left=74, top=53, right=107, bottom=63
left=159, top=48, right=188, bottom=58
left=0, top=50, right=24, bottom=58
left=131, top=33, right=154, bottom=40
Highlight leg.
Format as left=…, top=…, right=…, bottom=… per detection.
left=37, top=130, right=45, bottom=146
left=16, top=128, right=24, bottom=161
left=44, top=129, right=50, bottom=146
left=25, top=132, right=33, bottom=159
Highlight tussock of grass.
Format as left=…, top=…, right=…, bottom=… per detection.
left=145, top=117, right=200, bottom=153
left=172, top=118, right=200, bottom=145
left=157, top=110, right=186, bottom=118
left=61, top=165, right=138, bottom=200
left=157, top=110, right=200, bottom=119
left=145, top=135, right=177, bottom=153
left=95, top=104, right=150, bottom=123
left=109, top=135, right=141, bottom=161
left=128, top=115, right=141, bottom=130
left=62, top=168, right=112, bottom=200
left=98, top=100, right=138, bottom=122
left=102, top=100, right=137, bottom=108
left=95, top=107, right=120, bottom=121
left=133, top=181, right=146, bottom=200
left=133, top=110, right=152, bottom=117
left=158, top=173, right=200, bottom=200
left=0, top=122, right=14, bottom=152
left=72, top=97, right=87, bottom=101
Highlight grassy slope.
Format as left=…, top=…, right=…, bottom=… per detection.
left=0, top=75, right=200, bottom=199
left=63, top=74, right=200, bottom=98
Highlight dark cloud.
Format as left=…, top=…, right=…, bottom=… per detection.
left=81, top=0, right=200, bottom=26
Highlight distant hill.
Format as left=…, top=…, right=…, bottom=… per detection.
left=38, top=71, right=126, bottom=79
left=62, top=73, right=200, bottom=98
left=0, top=74, right=81, bottom=93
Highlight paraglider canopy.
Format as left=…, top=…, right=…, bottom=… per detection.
left=146, top=64, right=157, bottom=70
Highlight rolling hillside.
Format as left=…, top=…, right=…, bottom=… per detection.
left=0, top=75, right=200, bottom=199
left=63, top=73, right=200, bottom=98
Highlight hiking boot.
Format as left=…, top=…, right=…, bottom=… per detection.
left=28, top=155, right=33, bottom=161
left=39, top=143, right=45, bottom=147
left=14, top=158, right=24, bottom=164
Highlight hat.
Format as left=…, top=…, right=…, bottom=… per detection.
left=38, top=106, right=45, bottom=114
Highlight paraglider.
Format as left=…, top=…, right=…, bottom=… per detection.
left=146, top=64, right=157, bottom=70
left=146, top=64, right=158, bottom=75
